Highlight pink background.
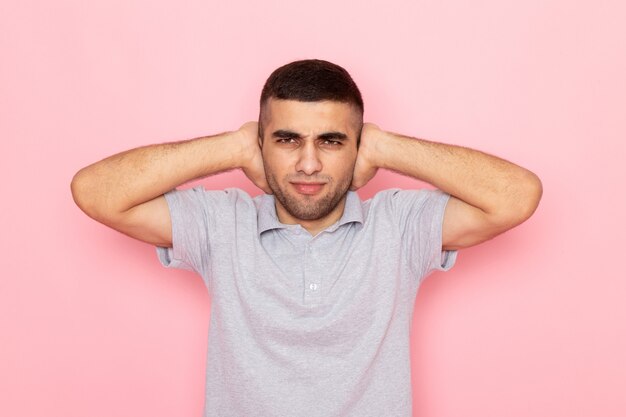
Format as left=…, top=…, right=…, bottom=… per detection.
left=2, top=0, right=625, bottom=416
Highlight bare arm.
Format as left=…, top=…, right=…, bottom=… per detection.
left=70, top=122, right=267, bottom=247
left=351, top=123, right=543, bottom=250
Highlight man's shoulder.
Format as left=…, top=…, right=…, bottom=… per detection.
left=169, top=186, right=252, bottom=198
left=365, top=187, right=422, bottom=207
left=364, top=187, right=450, bottom=217
left=165, top=186, right=259, bottom=213
left=369, top=187, right=448, bottom=203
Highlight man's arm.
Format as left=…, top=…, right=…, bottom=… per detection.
left=70, top=122, right=267, bottom=247
left=351, top=123, right=543, bottom=250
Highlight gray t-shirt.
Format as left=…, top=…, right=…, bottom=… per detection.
left=157, top=187, right=457, bottom=417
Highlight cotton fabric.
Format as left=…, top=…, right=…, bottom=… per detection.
left=157, top=187, right=456, bottom=417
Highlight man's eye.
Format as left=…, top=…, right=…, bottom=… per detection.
left=322, top=139, right=342, bottom=146
left=277, top=138, right=296, bottom=144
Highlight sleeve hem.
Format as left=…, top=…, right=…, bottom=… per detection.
left=438, top=248, right=458, bottom=271
left=155, top=246, right=189, bottom=269
left=153, top=189, right=195, bottom=272
left=429, top=191, right=458, bottom=273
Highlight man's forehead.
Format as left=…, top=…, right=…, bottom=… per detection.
left=265, top=97, right=358, bottom=112
left=263, top=98, right=361, bottom=131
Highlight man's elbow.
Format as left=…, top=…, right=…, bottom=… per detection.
left=70, top=168, right=114, bottom=222
left=71, top=169, right=92, bottom=213
left=498, top=170, right=543, bottom=228
left=516, top=170, right=543, bottom=221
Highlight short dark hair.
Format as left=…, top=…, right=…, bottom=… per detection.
left=258, top=59, right=364, bottom=140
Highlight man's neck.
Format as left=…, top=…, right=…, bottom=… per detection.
left=275, top=195, right=348, bottom=236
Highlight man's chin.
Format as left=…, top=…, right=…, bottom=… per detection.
left=278, top=192, right=334, bottom=220
left=285, top=199, right=327, bottom=220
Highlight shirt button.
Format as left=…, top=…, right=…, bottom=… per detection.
left=309, top=283, right=318, bottom=291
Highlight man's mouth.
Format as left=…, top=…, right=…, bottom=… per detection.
left=291, top=182, right=325, bottom=195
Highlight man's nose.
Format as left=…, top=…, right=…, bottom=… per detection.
left=295, top=142, right=322, bottom=175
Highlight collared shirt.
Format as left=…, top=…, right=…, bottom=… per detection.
left=157, top=187, right=456, bottom=417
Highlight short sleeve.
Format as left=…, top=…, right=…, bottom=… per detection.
left=388, top=188, right=458, bottom=281
left=155, top=186, right=217, bottom=276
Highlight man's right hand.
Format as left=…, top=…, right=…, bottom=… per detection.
left=235, top=121, right=271, bottom=194
left=71, top=122, right=271, bottom=247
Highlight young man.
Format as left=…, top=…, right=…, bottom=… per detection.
left=71, top=59, right=542, bottom=417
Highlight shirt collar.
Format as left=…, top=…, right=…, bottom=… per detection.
left=256, top=191, right=364, bottom=235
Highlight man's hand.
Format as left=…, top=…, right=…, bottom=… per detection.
left=348, top=122, right=542, bottom=250
left=71, top=122, right=272, bottom=247
left=235, top=121, right=271, bottom=194
left=350, top=123, right=382, bottom=190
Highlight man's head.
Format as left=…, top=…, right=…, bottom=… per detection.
left=259, top=59, right=364, bottom=142
left=258, top=59, right=364, bottom=224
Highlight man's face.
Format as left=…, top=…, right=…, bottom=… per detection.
left=260, top=98, right=361, bottom=223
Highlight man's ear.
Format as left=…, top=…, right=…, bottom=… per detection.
left=354, top=120, right=364, bottom=149
left=258, top=100, right=271, bottom=149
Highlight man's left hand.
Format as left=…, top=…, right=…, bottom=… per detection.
left=350, top=123, right=383, bottom=190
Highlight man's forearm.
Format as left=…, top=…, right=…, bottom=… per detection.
left=71, top=131, right=243, bottom=219
left=371, top=129, right=542, bottom=221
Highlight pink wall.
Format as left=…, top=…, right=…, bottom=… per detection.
left=2, top=1, right=625, bottom=416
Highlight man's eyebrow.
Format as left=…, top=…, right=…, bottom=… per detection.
left=318, top=132, right=348, bottom=141
left=271, top=129, right=349, bottom=140
left=272, top=129, right=302, bottom=138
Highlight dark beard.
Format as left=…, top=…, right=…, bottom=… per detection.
left=266, top=172, right=352, bottom=221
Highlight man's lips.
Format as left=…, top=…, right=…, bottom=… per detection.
left=291, top=182, right=325, bottom=195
